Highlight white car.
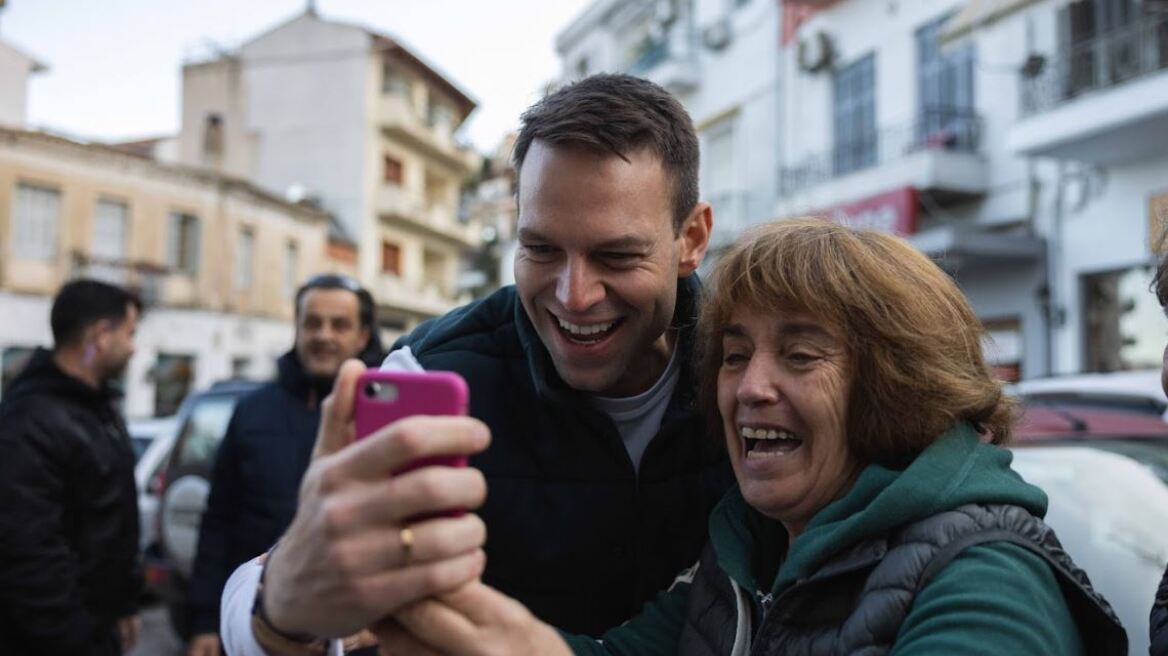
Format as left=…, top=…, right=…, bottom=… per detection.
left=130, top=416, right=179, bottom=553
left=1009, top=370, right=1166, bottom=418
left=1011, top=445, right=1168, bottom=656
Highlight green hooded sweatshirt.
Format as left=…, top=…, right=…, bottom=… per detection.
left=564, top=424, right=1087, bottom=655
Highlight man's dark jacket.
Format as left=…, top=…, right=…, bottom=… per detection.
left=187, top=351, right=338, bottom=635
left=1152, top=566, right=1168, bottom=655
left=396, top=276, right=733, bottom=636
left=0, top=348, right=141, bottom=656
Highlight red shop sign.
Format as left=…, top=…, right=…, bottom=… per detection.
left=820, top=187, right=919, bottom=237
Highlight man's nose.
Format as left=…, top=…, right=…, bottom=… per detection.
left=555, top=258, right=604, bottom=314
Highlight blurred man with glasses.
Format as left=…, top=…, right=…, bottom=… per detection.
left=186, top=274, right=384, bottom=656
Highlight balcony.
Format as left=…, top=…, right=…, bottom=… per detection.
left=777, top=109, right=987, bottom=216
left=71, top=253, right=167, bottom=306
left=379, top=94, right=478, bottom=174
left=374, top=272, right=466, bottom=321
left=626, top=40, right=698, bottom=94
left=376, top=185, right=480, bottom=249
left=1011, top=16, right=1168, bottom=164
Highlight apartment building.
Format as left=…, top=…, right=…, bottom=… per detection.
left=0, top=29, right=44, bottom=128
left=176, top=8, right=482, bottom=333
left=556, top=0, right=781, bottom=247
left=0, top=126, right=331, bottom=417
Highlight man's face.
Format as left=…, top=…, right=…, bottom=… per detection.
left=514, top=140, right=710, bottom=397
left=94, top=303, right=138, bottom=382
left=295, top=288, right=370, bottom=379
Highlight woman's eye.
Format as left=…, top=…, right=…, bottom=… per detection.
left=722, top=352, right=748, bottom=366
left=787, top=352, right=818, bottom=365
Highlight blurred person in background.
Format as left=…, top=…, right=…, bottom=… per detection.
left=0, top=279, right=144, bottom=655
left=185, top=274, right=384, bottom=656
left=379, top=219, right=1127, bottom=656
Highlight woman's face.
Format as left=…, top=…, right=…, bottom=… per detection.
left=717, top=306, right=859, bottom=536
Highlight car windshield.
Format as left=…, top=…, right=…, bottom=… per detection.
left=171, top=395, right=241, bottom=470
left=1032, top=437, right=1168, bottom=485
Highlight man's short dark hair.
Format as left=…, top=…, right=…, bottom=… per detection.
left=512, top=73, right=699, bottom=233
left=294, top=273, right=384, bottom=361
left=51, top=279, right=142, bottom=348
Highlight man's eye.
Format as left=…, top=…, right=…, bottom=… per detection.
left=601, top=252, right=638, bottom=263
left=524, top=244, right=555, bottom=256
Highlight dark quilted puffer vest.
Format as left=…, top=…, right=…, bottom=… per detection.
left=678, top=503, right=1127, bottom=656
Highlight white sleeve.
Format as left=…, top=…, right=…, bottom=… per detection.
left=219, top=557, right=344, bottom=656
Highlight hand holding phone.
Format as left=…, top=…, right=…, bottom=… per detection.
left=354, top=370, right=471, bottom=518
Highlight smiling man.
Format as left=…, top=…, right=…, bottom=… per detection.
left=229, top=74, right=735, bottom=649
left=186, top=274, right=383, bottom=656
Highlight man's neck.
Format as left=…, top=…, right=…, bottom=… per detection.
left=600, top=329, right=677, bottom=398
left=52, top=349, right=102, bottom=390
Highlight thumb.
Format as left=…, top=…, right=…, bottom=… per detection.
left=312, top=359, right=367, bottom=459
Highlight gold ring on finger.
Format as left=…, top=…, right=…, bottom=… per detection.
left=400, top=527, right=415, bottom=565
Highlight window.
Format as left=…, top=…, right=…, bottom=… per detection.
left=427, top=100, right=454, bottom=135
left=236, top=227, right=255, bottom=291
left=916, top=14, right=975, bottom=150
left=170, top=393, right=240, bottom=469
left=153, top=353, right=195, bottom=417
left=11, top=182, right=60, bottom=260
left=168, top=212, right=200, bottom=275
left=832, top=55, right=877, bottom=176
left=382, top=60, right=412, bottom=96
left=1, top=346, right=35, bottom=400
left=284, top=240, right=299, bottom=300
left=382, top=240, right=402, bottom=276
left=92, top=198, right=129, bottom=261
left=1083, top=266, right=1163, bottom=372
left=203, top=113, right=223, bottom=158
left=702, top=120, right=739, bottom=231
left=383, top=155, right=404, bottom=185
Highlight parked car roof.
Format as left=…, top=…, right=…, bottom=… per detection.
left=1008, top=370, right=1166, bottom=417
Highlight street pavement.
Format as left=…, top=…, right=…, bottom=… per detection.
left=129, top=604, right=185, bottom=656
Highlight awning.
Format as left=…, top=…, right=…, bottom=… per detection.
left=911, top=225, right=1045, bottom=271
left=941, top=0, right=1082, bottom=45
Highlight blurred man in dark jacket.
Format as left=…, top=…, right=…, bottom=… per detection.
left=186, top=274, right=383, bottom=656
left=0, top=279, right=143, bottom=656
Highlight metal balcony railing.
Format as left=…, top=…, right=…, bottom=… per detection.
left=778, top=108, right=982, bottom=197
left=71, top=252, right=168, bottom=306
left=1021, top=15, right=1168, bottom=116
left=628, top=41, right=670, bottom=75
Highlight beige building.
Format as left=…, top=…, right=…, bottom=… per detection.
left=175, top=9, right=483, bottom=333
left=0, top=126, right=334, bottom=417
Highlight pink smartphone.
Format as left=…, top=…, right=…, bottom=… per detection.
left=354, top=370, right=470, bottom=518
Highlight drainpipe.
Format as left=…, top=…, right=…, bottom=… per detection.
left=1047, top=158, right=1069, bottom=377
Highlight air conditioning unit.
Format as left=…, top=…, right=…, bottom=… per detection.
left=797, top=30, right=835, bottom=73
left=702, top=18, right=732, bottom=50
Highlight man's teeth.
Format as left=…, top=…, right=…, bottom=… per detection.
left=556, top=317, right=615, bottom=336
left=740, top=427, right=799, bottom=441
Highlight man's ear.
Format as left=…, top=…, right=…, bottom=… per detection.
left=677, top=201, right=713, bottom=277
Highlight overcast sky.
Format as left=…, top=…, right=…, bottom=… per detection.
left=0, top=0, right=592, bottom=152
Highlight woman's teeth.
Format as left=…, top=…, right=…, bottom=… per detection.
left=741, top=426, right=803, bottom=458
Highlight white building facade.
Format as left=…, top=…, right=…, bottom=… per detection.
left=556, top=0, right=782, bottom=247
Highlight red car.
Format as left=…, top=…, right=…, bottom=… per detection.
left=1013, top=400, right=1168, bottom=484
